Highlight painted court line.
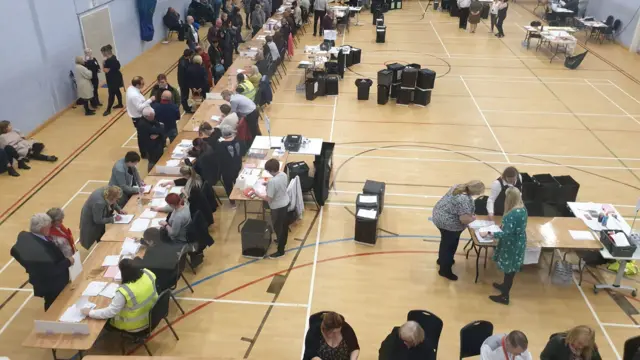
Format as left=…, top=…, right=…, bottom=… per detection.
left=0, top=293, right=33, bottom=336
left=174, top=297, right=308, bottom=307
left=302, top=207, right=324, bottom=359
left=585, top=79, right=640, bottom=126
left=121, top=131, right=138, bottom=148
left=480, top=109, right=638, bottom=118
left=602, top=323, right=640, bottom=328
left=429, top=21, right=450, bottom=58
left=606, top=79, right=640, bottom=107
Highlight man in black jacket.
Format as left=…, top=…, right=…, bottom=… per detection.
left=151, top=74, right=181, bottom=106
left=151, top=90, right=181, bottom=143
left=138, top=107, right=166, bottom=172
left=11, top=213, right=74, bottom=310
left=177, top=49, right=194, bottom=113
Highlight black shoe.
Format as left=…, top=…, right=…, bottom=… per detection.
left=47, top=156, right=58, bottom=162
left=185, top=109, right=195, bottom=114
left=18, top=160, right=30, bottom=170
left=268, top=251, right=285, bottom=259
left=7, top=167, right=19, bottom=177
left=113, top=104, right=124, bottom=109
left=492, top=282, right=504, bottom=292
left=97, top=102, right=103, bottom=107
left=438, top=271, right=458, bottom=281
left=489, top=295, right=509, bottom=305
left=85, top=111, right=96, bottom=116
left=103, top=110, right=111, bottom=116
left=436, top=259, right=455, bottom=266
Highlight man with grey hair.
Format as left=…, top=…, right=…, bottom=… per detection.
left=10, top=213, right=75, bottom=310
left=221, top=90, right=260, bottom=143
left=137, top=106, right=165, bottom=171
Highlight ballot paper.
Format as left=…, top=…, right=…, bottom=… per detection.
left=104, top=266, right=119, bottom=278
left=569, top=230, right=594, bottom=241
left=153, top=186, right=169, bottom=197
left=166, top=159, right=181, bottom=167
left=120, top=238, right=141, bottom=256
left=142, top=184, right=153, bottom=193
left=170, top=186, right=184, bottom=194
left=474, top=230, right=495, bottom=243
left=150, top=218, right=164, bottom=228
left=480, top=225, right=502, bottom=234
left=155, top=166, right=181, bottom=175
left=113, top=214, right=134, bottom=224
left=150, top=198, right=168, bottom=208
left=98, top=283, right=120, bottom=299
left=130, top=218, right=151, bottom=232
left=68, top=251, right=83, bottom=282
left=613, top=232, right=631, bottom=246
left=82, top=281, right=108, bottom=297
left=523, top=247, right=542, bottom=265
left=253, top=182, right=267, bottom=197
left=358, top=195, right=377, bottom=204
left=211, top=115, right=221, bottom=122
left=102, top=255, right=120, bottom=267
left=207, top=92, right=223, bottom=100
left=59, top=300, right=96, bottom=323
left=357, top=208, right=377, bottom=219
left=139, top=208, right=158, bottom=219
left=468, top=220, right=495, bottom=229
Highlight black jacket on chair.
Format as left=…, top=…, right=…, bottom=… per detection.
left=379, top=327, right=436, bottom=360
left=11, top=232, right=71, bottom=298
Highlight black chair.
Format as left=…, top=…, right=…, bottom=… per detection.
left=178, top=251, right=195, bottom=292
left=623, top=335, right=640, bottom=360
left=459, top=320, right=494, bottom=359
left=118, top=289, right=180, bottom=355
left=407, top=310, right=443, bottom=357
left=601, top=19, right=621, bottom=43
left=526, top=21, right=542, bottom=49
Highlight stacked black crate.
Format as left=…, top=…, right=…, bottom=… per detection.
left=415, top=68, right=436, bottom=106
left=397, top=65, right=418, bottom=105
left=355, top=193, right=380, bottom=245
left=386, top=63, right=405, bottom=99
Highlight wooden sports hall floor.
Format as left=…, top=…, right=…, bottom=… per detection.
left=4, top=0, right=640, bottom=358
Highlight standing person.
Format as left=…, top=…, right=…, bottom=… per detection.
left=251, top=3, right=266, bottom=36
left=74, top=56, right=96, bottom=116
left=213, top=0, right=223, bottom=20
left=540, top=326, right=601, bottom=360
left=243, top=0, right=252, bottom=29
left=79, top=186, right=125, bottom=249
left=221, top=90, right=260, bottom=141
left=263, top=0, right=272, bottom=19
left=187, top=55, right=211, bottom=99
left=101, top=44, right=124, bottom=116
left=84, top=48, right=102, bottom=108
left=152, top=90, right=181, bottom=143
left=486, top=166, right=522, bottom=220
left=433, top=180, right=485, bottom=281
left=137, top=107, right=165, bottom=172
left=196, top=46, right=213, bottom=88
left=322, top=10, right=334, bottom=33
left=207, top=19, right=223, bottom=48
left=177, top=49, right=194, bottom=114
left=231, top=7, right=244, bottom=55
left=489, top=0, right=500, bottom=33
left=468, top=0, right=482, bottom=33
left=495, top=0, right=508, bottom=38
left=126, top=76, right=155, bottom=158
left=256, top=159, right=290, bottom=259
left=46, top=208, right=77, bottom=258
left=216, top=125, right=242, bottom=209
left=219, top=22, right=234, bottom=70
left=186, top=15, right=200, bottom=50
left=481, top=331, right=532, bottom=360
left=457, top=0, right=471, bottom=30
left=151, top=73, right=181, bottom=106
left=108, top=151, right=143, bottom=207
left=11, top=213, right=75, bottom=310
left=313, top=0, right=328, bottom=36
left=481, top=188, right=527, bottom=305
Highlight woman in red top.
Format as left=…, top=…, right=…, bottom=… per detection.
left=196, top=46, right=213, bottom=88
left=46, top=208, right=76, bottom=258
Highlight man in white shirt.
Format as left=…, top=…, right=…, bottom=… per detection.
left=481, top=331, right=532, bottom=360
left=126, top=76, right=155, bottom=158
left=313, top=0, right=328, bottom=36
left=186, top=15, right=199, bottom=50
left=457, top=0, right=471, bottom=29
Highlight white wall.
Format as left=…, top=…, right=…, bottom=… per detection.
left=585, top=0, right=640, bottom=48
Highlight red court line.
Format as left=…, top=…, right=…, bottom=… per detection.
left=127, top=250, right=435, bottom=354
left=0, top=61, right=178, bottom=224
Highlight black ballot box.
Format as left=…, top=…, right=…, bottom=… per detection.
left=363, top=180, right=386, bottom=213
left=356, top=193, right=380, bottom=209
left=377, top=84, right=389, bottom=104
left=376, top=25, right=386, bottom=43
left=413, top=88, right=431, bottom=106
left=355, top=206, right=379, bottom=245
left=305, top=78, right=318, bottom=100
left=241, top=219, right=272, bottom=258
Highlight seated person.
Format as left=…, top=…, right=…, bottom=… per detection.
left=0, top=120, right=58, bottom=164
left=0, top=146, right=20, bottom=177
left=163, top=7, right=183, bottom=41
left=46, top=207, right=77, bottom=258
left=379, top=321, right=435, bottom=360
left=108, top=151, right=143, bottom=207
left=481, top=331, right=532, bottom=360
left=264, top=35, right=280, bottom=61
left=156, top=193, right=192, bottom=244
left=218, top=104, right=239, bottom=130
left=160, top=165, right=216, bottom=223
left=247, top=65, right=262, bottom=88
left=540, top=326, right=601, bottom=360
left=135, top=227, right=186, bottom=292
left=303, top=311, right=360, bottom=360
left=82, top=259, right=157, bottom=333
left=236, top=73, right=256, bottom=101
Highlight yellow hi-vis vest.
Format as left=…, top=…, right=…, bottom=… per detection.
left=110, top=269, right=158, bottom=332
left=239, top=80, right=256, bottom=101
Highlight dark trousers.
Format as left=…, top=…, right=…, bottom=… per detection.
left=221, top=170, right=237, bottom=201
left=180, top=85, right=192, bottom=111
left=91, top=79, right=100, bottom=107
left=245, top=11, right=251, bottom=27
left=437, top=228, right=463, bottom=274
left=458, top=7, right=470, bottom=29
left=4, top=145, right=19, bottom=165
left=106, top=87, right=123, bottom=111
left=313, top=10, right=326, bottom=35
left=252, top=25, right=262, bottom=36
left=500, top=272, right=516, bottom=297
left=147, top=151, right=163, bottom=172
left=271, top=206, right=289, bottom=253
left=132, top=117, right=144, bottom=156
left=490, top=13, right=497, bottom=31
left=82, top=99, right=92, bottom=114
left=496, top=16, right=505, bottom=36
left=245, top=109, right=261, bottom=138
left=43, top=284, right=66, bottom=311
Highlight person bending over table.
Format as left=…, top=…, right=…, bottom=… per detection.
left=109, top=151, right=143, bottom=207
left=540, top=326, right=601, bottom=360
left=153, top=193, right=192, bottom=244
left=82, top=259, right=158, bottom=333
left=303, top=311, right=360, bottom=360
left=481, top=331, right=532, bottom=360
left=221, top=89, right=260, bottom=142
left=46, top=207, right=77, bottom=258
left=218, top=104, right=240, bottom=131
left=190, top=137, right=220, bottom=189
left=486, top=166, right=522, bottom=220
left=481, top=187, right=527, bottom=305
left=79, top=186, right=126, bottom=249
left=11, top=213, right=75, bottom=311
left=0, top=120, right=58, bottom=166
left=216, top=125, right=243, bottom=209
left=159, top=165, right=216, bottom=224
left=379, top=321, right=435, bottom=360
left=433, top=180, right=485, bottom=281
left=255, top=158, right=290, bottom=259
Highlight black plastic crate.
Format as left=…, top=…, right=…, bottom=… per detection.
left=532, top=174, right=560, bottom=203
left=520, top=172, right=536, bottom=202
left=554, top=175, right=580, bottom=203
left=600, top=230, right=636, bottom=257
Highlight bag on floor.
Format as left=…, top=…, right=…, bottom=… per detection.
left=551, top=260, right=574, bottom=286
left=608, top=261, right=639, bottom=276
left=564, top=51, right=588, bottom=70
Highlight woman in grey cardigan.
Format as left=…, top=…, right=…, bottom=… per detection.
left=108, top=152, right=143, bottom=206
left=79, top=186, right=126, bottom=249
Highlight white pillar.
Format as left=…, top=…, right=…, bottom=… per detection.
left=630, top=11, right=640, bottom=52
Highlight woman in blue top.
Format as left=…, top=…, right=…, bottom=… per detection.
left=481, top=187, right=528, bottom=305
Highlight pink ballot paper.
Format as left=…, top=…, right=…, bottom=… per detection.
left=104, top=266, right=120, bottom=278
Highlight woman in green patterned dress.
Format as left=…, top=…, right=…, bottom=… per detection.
left=481, top=187, right=528, bottom=305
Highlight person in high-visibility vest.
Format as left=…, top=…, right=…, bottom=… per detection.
left=82, top=258, right=158, bottom=332
left=236, top=73, right=256, bottom=101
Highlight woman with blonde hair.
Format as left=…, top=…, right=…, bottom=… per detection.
left=79, top=185, right=126, bottom=249
left=433, top=180, right=485, bottom=281
left=74, top=56, right=96, bottom=115
left=481, top=187, right=527, bottom=305
left=540, top=325, right=601, bottom=360
left=187, top=54, right=210, bottom=99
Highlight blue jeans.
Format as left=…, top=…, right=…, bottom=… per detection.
left=213, top=2, right=221, bottom=20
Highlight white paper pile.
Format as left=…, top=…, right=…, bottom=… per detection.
left=358, top=195, right=377, bottom=204
left=101, top=255, right=120, bottom=267
left=130, top=218, right=151, bottom=232
left=150, top=218, right=164, bottom=228
left=169, top=186, right=184, bottom=194
left=480, top=225, right=502, bottom=234
left=357, top=208, right=377, bottom=219
left=569, top=230, right=594, bottom=241
left=468, top=220, right=495, bottom=229
left=82, top=281, right=108, bottom=297
left=613, top=232, right=631, bottom=246
left=120, top=238, right=141, bottom=256
left=150, top=198, right=168, bottom=208
left=166, top=159, right=181, bottom=167
left=59, top=299, right=96, bottom=323
left=98, top=283, right=120, bottom=299
left=113, top=214, right=134, bottom=224
left=139, top=209, right=158, bottom=219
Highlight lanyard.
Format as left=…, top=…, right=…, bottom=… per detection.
left=502, top=338, right=511, bottom=360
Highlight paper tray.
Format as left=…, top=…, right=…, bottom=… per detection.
left=600, top=230, right=636, bottom=257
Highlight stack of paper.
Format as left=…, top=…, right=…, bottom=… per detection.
left=474, top=230, right=494, bottom=243
left=480, top=225, right=502, bottom=234
left=613, top=232, right=630, bottom=246
left=569, top=230, right=594, bottom=241
left=150, top=198, right=168, bottom=208
left=130, top=218, right=151, bottom=232
left=104, top=266, right=120, bottom=279
left=211, top=115, right=221, bottom=122
left=139, top=209, right=158, bottom=219
left=101, top=255, right=120, bottom=267
left=150, top=218, right=164, bottom=228
left=113, top=214, right=134, bottom=224
left=142, top=184, right=153, bottom=193
left=359, top=195, right=377, bottom=204
left=166, top=159, right=181, bottom=167
left=82, top=281, right=108, bottom=297
left=468, top=220, right=495, bottom=229
left=59, top=304, right=92, bottom=323
left=68, top=252, right=83, bottom=282
left=169, top=186, right=184, bottom=194
left=120, top=238, right=141, bottom=256
left=357, top=208, right=377, bottom=219
left=98, top=283, right=120, bottom=299
left=153, top=186, right=169, bottom=198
